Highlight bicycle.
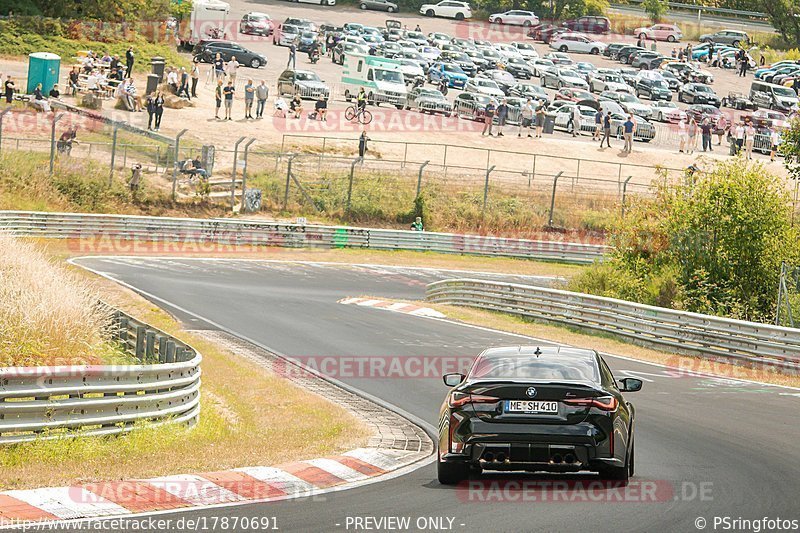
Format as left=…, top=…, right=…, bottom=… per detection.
left=344, top=104, right=373, bottom=125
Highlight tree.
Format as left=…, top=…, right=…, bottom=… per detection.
left=641, top=0, right=668, bottom=22
left=781, top=116, right=800, bottom=182
left=759, top=0, right=800, bottom=45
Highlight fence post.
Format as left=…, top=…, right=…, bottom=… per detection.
left=402, top=143, right=408, bottom=169
left=283, top=155, right=295, bottom=211
left=621, top=175, right=634, bottom=217
left=531, top=154, right=536, bottom=183
left=155, top=145, right=161, bottom=173
left=171, top=129, right=188, bottom=201
left=548, top=171, right=564, bottom=227
left=231, top=136, right=247, bottom=208
left=240, top=138, right=257, bottom=212
left=482, top=165, right=495, bottom=218
left=0, top=108, right=11, bottom=154
left=347, top=157, right=359, bottom=215
left=49, top=113, right=65, bottom=177
left=416, top=160, right=430, bottom=198
left=108, top=124, right=119, bottom=185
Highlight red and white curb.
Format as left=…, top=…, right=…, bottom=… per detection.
left=338, top=297, right=446, bottom=318
left=0, top=448, right=419, bottom=525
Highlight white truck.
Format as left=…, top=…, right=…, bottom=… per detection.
left=341, top=54, right=407, bottom=108
left=179, top=0, right=231, bottom=50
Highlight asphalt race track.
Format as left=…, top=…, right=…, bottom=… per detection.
left=72, top=257, right=800, bottom=532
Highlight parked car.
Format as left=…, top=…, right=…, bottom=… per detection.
left=276, top=69, right=330, bottom=98
left=418, top=45, right=442, bottom=63
left=359, top=0, right=399, bottom=11
left=678, top=83, right=721, bottom=106
left=530, top=58, right=556, bottom=77
left=465, top=76, right=506, bottom=98
left=686, top=104, right=722, bottom=123
left=554, top=87, right=595, bottom=103
left=509, top=82, right=549, bottom=105
left=283, top=18, right=316, bottom=32
left=297, top=31, right=320, bottom=53
left=419, top=0, right=472, bottom=19
left=660, top=69, right=682, bottom=91
left=550, top=33, right=606, bottom=55
left=480, top=69, right=517, bottom=94
left=428, top=62, right=469, bottom=88
left=608, top=92, right=653, bottom=118
left=699, top=29, right=749, bottom=47
left=528, top=23, right=563, bottom=43
left=632, top=52, right=665, bottom=70
left=480, top=48, right=503, bottom=70
left=239, top=12, right=274, bottom=36
left=543, top=52, right=573, bottom=66
left=194, top=40, right=267, bottom=68
left=633, top=24, right=682, bottom=42
left=511, top=41, right=539, bottom=60
left=721, top=91, right=757, bottom=111
left=406, top=87, right=452, bottom=115
left=552, top=103, right=598, bottom=133
left=561, top=16, right=610, bottom=34
left=464, top=49, right=489, bottom=71
left=662, top=62, right=713, bottom=84
left=331, top=42, right=369, bottom=65
left=439, top=51, right=477, bottom=77
left=401, top=50, right=432, bottom=70
left=604, top=42, right=628, bottom=59
left=617, top=46, right=646, bottom=64
left=273, top=24, right=301, bottom=46
left=452, top=92, right=495, bottom=120
left=635, top=76, right=672, bottom=101
left=428, top=32, right=452, bottom=47
left=610, top=113, right=656, bottom=141
left=405, top=31, right=428, bottom=46
left=541, top=67, right=589, bottom=90
left=494, top=43, right=524, bottom=60
left=489, top=10, right=539, bottom=26
left=651, top=100, right=686, bottom=122
left=505, top=56, right=534, bottom=79
left=589, top=70, right=630, bottom=93
left=750, top=80, right=799, bottom=111
left=380, top=41, right=404, bottom=58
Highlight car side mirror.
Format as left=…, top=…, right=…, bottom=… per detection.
left=618, top=378, right=643, bottom=392
left=443, top=373, right=465, bottom=387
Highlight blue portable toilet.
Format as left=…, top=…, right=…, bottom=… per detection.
left=27, top=52, right=61, bottom=95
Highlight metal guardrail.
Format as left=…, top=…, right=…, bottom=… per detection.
left=0, top=306, right=202, bottom=445
left=426, top=279, right=800, bottom=370
left=0, top=211, right=608, bottom=264
left=615, top=0, right=768, bottom=19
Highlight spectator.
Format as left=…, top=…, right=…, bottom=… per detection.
left=716, top=115, right=728, bottom=145
left=707, top=42, right=714, bottom=63
left=48, top=84, right=61, bottom=100
left=190, top=157, right=209, bottom=179
left=68, top=68, right=80, bottom=96
left=358, top=130, right=369, bottom=159
left=410, top=216, right=423, bottom=231
left=535, top=105, right=545, bottom=138
left=678, top=116, right=689, bottom=152
left=744, top=121, right=755, bottom=159
left=482, top=99, right=496, bottom=136
left=274, top=96, right=288, bottom=117
left=213, top=53, right=225, bottom=81
left=290, top=94, right=303, bottom=118
left=226, top=56, right=240, bottom=84
left=700, top=117, right=713, bottom=152
left=357, top=87, right=367, bottom=110
left=4, top=75, right=14, bottom=103
left=770, top=128, right=781, bottom=162
left=129, top=163, right=142, bottom=196
left=57, top=126, right=78, bottom=154
left=244, top=79, right=255, bottom=119
left=495, top=98, right=508, bottom=137
left=600, top=111, right=612, bottom=148
left=687, top=116, right=697, bottom=154
left=314, top=97, right=328, bottom=121
left=288, top=43, right=297, bottom=69
left=570, top=105, right=581, bottom=137
left=326, top=33, right=335, bottom=57
left=593, top=108, right=603, bottom=140
left=255, top=80, right=268, bottom=118
left=32, top=83, right=51, bottom=112
left=110, top=55, right=120, bottom=71
left=177, top=67, right=191, bottom=99
left=146, top=93, right=157, bottom=130
left=166, top=67, right=179, bottom=93
left=190, top=59, right=200, bottom=98
left=125, top=47, right=134, bottom=78
left=223, top=81, right=235, bottom=120
left=414, top=24, right=422, bottom=32
left=760, top=54, right=766, bottom=66
left=622, top=114, right=636, bottom=153
left=153, top=91, right=164, bottom=131
left=215, top=79, right=223, bottom=119
left=519, top=98, right=534, bottom=137
left=733, top=122, right=745, bottom=154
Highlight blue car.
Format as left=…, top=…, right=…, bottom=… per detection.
left=427, top=62, right=468, bottom=89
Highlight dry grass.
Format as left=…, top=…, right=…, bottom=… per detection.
left=0, top=271, right=370, bottom=490
left=0, top=236, right=115, bottom=367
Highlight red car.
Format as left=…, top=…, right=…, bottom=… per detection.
left=562, top=16, right=610, bottom=34
left=239, top=12, right=274, bottom=36
left=527, top=23, right=564, bottom=43
left=554, top=87, right=596, bottom=103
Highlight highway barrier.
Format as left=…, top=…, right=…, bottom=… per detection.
left=0, top=306, right=202, bottom=445
left=426, top=279, right=800, bottom=370
left=0, top=211, right=607, bottom=264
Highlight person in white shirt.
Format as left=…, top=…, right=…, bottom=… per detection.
left=571, top=105, right=582, bottom=137
left=677, top=116, right=687, bottom=153
left=734, top=123, right=745, bottom=154
left=166, top=68, right=179, bottom=93
left=519, top=98, right=534, bottom=137
left=770, top=128, right=781, bottom=162
left=744, top=122, right=756, bottom=160
left=226, top=56, right=240, bottom=84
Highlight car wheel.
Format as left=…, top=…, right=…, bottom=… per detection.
left=495, top=18, right=503, bottom=24
left=667, top=35, right=676, bottom=42
left=388, top=6, right=395, bottom=11
left=437, top=456, right=469, bottom=485
left=250, top=58, right=261, bottom=68
left=360, top=2, right=366, bottom=7
left=591, top=48, right=599, bottom=55
left=657, top=111, right=663, bottom=122
left=426, top=9, right=434, bottom=16
left=455, top=12, right=465, bottom=20
left=523, top=20, right=531, bottom=27
left=732, top=40, right=739, bottom=47
left=557, top=81, right=563, bottom=89
left=559, top=45, right=568, bottom=53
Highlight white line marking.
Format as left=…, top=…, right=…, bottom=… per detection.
left=4, top=487, right=130, bottom=520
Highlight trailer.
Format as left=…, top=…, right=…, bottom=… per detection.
left=179, top=0, right=231, bottom=50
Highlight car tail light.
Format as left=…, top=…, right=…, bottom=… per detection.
left=563, top=395, right=619, bottom=411
left=448, top=392, right=499, bottom=409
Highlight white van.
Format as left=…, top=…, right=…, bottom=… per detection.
left=342, top=54, right=407, bottom=108
left=750, top=80, right=799, bottom=112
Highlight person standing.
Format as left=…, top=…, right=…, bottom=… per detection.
left=146, top=93, right=156, bottom=130
left=288, top=43, right=297, bottom=69
left=358, top=130, right=369, bottom=159
left=593, top=108, right=603, bottom=140
left=716, top=114, right=728, bottom=145
left=255, top=80, right=268, bottom=118
left=129, top=163, right=142, bottom=198
left=177, top=67, right=190, bottom=99
left=69, top=68, right=80, bottom=95
left=214, top=79, right=223, bottom=119
left=495, top=98, right=508, bottom=137
left=700, top=117, right=713, bottom=152
left=213, top=53, right=225, bottom=81
left=519, top=98, right=534, bottom=137
left=4, top=75, right=14, bottom=103
left=739, top=54, right=749, bottom=77
left=733, top=122, right=745, bottom=154
left=190, top=60, right=200, bottom=98
left=244, top=79, right=255, bottom=119
left=226, top=56, right=240, bottom=84
left=744, top=121, right=755, bottom=159
left=622, top=114, right=635, bottom=153
left=153, top=91, right=164, bottom=131
left=223, top=80, right=235, bottom=120
left=687, top=116, right=697, bottom=154
left=770, top=127, right=781, bottom=162
left=125, top=47, right=134, bottom=78
left=600, top=111, right=612, bottom=148
left=677, top=115, right=688, bottom=152
left=535, top=105, right=545, bottom=138
left=482, top=99, right=496, bottom=136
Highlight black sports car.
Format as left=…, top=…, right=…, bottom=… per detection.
left=437, top=346, right=642, bottom=485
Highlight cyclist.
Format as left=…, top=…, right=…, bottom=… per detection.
left=357, top=87, right=367, bottom=111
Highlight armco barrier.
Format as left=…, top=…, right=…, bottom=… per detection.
left=0, top=211, right=608, bottom=264
left=426, top=279, right=800, bottom=371
left=0, top=306, right=202, bottom=445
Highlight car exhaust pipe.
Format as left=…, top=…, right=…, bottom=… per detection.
left=564, top=453, right=576, bottom=464
left=483, top=452, right=495, bottom=462
left=551, top=454, right=563, bottom=464
left=496, top=452, right=506, bottom=463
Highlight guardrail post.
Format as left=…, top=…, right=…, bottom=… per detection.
left=108, top=124, right=119, bottom=185
left=347, top=156, right=360, bottom=215
left=416, top=160, right=430, bottom=198
left=283, top=154, right=295, bottom=211
left=165, top=340, right=176, bottom=363
left=158, top=335, right=167, bottom=362
left=49, top=113, right=65, bottom=177
left=240, top=138, right=257, bottom=212
left=531, top=154, right=536, bottom=184
left=231, top=136, right=247, bottom=209
left=402, top=143, right=408, bottom=169
left=155, top=146, right=161, bottom=173
left=482, top=165, right=495, bottom=219
left=175, top=347, right=186, bottom=362
left=548, top=171, right=564, bottom=227
left=135, top=326, right=146, bottom=361
left=146, top=330, right=156, bottom=361
left=0, top=108, right=11, bottom=154
left=171, top=129, right=188, bottom=201
left=118, top=317, right=129, bottom=342
left=621, top=175, right=634, bottom=217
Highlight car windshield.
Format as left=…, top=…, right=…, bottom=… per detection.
left=537, top=60, right=554, bottom=66
left=419, top=89, right=445, bottom=100
left=652, top=80, right=668, bottom=89
left=695, top=85, right=712, bottom=93
left=517, top=43, right=534, bottom=50
left=284, top=25, right=299, bottom=34
left=574, top=90, right=592, bottom=99
left=606, top=75, right=622, bottom=83
left=302, top=32, right=316, bottom=39
left=477, top=79, right=499, bottom=88
left=619, top=93, right=637, bottom=102
left=295, top=72, right=320, bottom=81
left=774, top=87, right=796, bottom=97
left=443, top=64, right=464, bottom=73
left=470, top=354, right=599, bottom=382
left=659, top=102, right=677, bottom=109
left=374, top=69, right=402, bottom=83
left=483, top=50, right=500, bottom=58
left=250, top=15, right=269, bottom=22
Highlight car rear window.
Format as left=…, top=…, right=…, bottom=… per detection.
left=470, top=354, right=600, bottom=382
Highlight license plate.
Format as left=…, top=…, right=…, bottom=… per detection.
left=505, top=400, right=558, bottom=414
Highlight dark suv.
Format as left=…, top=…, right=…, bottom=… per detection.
left=562, top=16, right=610, bottom=34
left=635, top=77, right=672, bottom=101
left=193, top=40, right=267, bottom=68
